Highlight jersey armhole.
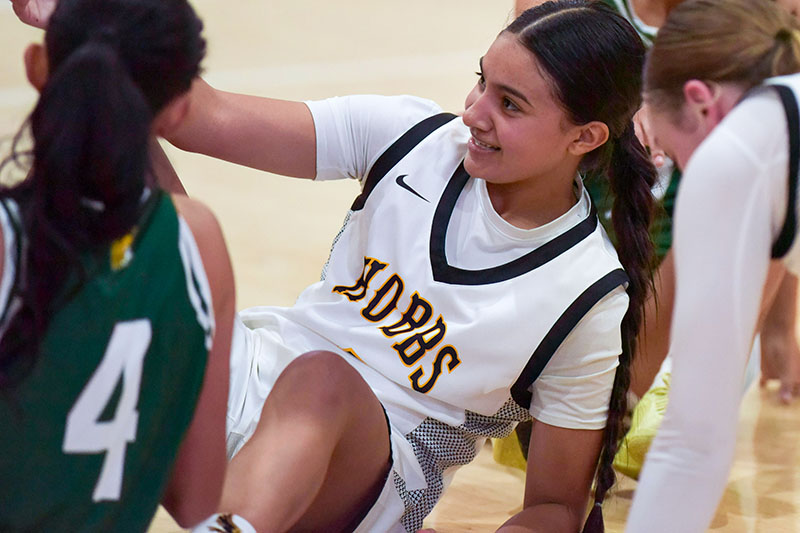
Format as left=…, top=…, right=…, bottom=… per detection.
left=767, top=84, right=799, bottom=259
left=510, top=268, right=629, bottom=410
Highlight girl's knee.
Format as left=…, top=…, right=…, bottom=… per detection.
left=277, top=350, right=367, bottom=410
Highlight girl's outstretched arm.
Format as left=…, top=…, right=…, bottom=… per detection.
left=167, top=78, right=317, bottom=179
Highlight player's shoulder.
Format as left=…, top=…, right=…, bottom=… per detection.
left=308, top=94, right=443, bottom=132
left=170, top=194, right=227, bottom=272
left=171, top=194, right=220, bottom=232
left=701, top=88, right=787, bottom=174
left=170, top=193, right=233, bottom=304
left=326, top=93, right=441, bottom=115
left=377, top=94, right=443, bottom=117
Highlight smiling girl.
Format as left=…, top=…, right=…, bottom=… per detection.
left=168, top=2, right=656, bottom=531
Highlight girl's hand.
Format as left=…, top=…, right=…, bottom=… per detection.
left=11, top=0, right=58, bottom=29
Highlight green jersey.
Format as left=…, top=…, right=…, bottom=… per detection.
left=0, top=191, right=214, bottom=532
left=601, top=0, right=657, bottom=46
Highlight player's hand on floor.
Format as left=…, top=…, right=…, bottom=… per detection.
left=760, top=328, right=800, bottom=404
left=11, top=0, right=57, bottom=29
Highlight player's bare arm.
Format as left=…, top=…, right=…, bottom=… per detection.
left=167, top=78, right=317, bottom=179
left=497, top=421, right=604, bottom=532
left=161, top=195, right=235, bottom=526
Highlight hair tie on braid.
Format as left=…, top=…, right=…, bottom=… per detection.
left=776, top=28, right=793, bottom=42
left=775, top=27, right=800, bottom=45
left=79, top=197, right=106, bottom=212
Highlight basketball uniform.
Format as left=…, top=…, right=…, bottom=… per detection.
left=625, top=72, right=800, bottom=533
left=601, top=0, right=657, bottom=46
left=0, top=190, right=214, bottom=532
left=226, top=95, right=630, bottom=532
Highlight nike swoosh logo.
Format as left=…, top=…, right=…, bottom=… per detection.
left=395, top=175, right=429, bottom=202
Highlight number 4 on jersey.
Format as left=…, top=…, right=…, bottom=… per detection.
left=63, top=320, right=151, bottom=501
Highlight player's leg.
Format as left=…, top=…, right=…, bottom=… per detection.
left=218, top=350, right=391, bottom=531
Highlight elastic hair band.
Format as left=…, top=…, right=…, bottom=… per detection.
left=776, top=28, right=799, bottom=44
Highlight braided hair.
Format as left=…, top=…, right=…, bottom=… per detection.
left=507, top=2, right=657, bottom=530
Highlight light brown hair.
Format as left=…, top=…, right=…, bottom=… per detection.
left=645, top=0, right=800, bottom=112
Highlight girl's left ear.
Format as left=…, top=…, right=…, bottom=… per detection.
left=683, top=79, right=747, bottom=133
left=153, top=93, right=191, bottom=137
left=24, top=43, right=48, bottom=92
left=682, top=79, right=725, bottom=131
left=568, top=121, right=610, bottom=156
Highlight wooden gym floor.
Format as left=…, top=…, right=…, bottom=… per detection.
left=2, top=1, right=800, bottom=531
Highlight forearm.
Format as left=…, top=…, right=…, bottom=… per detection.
left=762, top=273, right=797, bottom=333
left=509, top=422, right=603, bottom=533
left=627, top=124, right=776, bottom=532
left=626, top=295, right=747, bottom=531
left=497, top=502, right=583, bottom=533
left=626, top=333, right=742, bottom=532
left=167, top=78, right=316, bottom=178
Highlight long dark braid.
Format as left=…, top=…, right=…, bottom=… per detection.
left=507, top=2, right=657, bottom=530
left=583, top=122, right=656, bottom=533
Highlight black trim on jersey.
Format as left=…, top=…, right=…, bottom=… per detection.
left=430, top=163, right=600, bottom=285
left=350, top=113, right=458, bottom=211
left=771, top=84, right=799, bottom=259
left=0, top=199, right=23, bottom=328
left=510, top=268, right=629, bottom=410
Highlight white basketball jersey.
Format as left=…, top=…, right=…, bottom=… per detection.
left=762, top=74, right=800, bottom=275
left=237, top=110, right=629, bottom=530
left=258, top=113, right=627, bottom=415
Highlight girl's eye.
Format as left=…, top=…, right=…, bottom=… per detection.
left=503, top=97, right=519, bottom=112
left=475, top=71, right=485, bottom=87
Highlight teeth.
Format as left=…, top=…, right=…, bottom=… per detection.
left=473, top=138, right=498, bottom=150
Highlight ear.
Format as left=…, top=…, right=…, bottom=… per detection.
left=567, top=121, right=610, bottom=156
left=682, top=79, right=724, bottom=130
left=152, top=93, right=191, bottom=137
left=24, top=43, right=48, bottom=92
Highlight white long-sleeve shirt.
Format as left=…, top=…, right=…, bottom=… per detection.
left=626, top=86, right=793, bottom=532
